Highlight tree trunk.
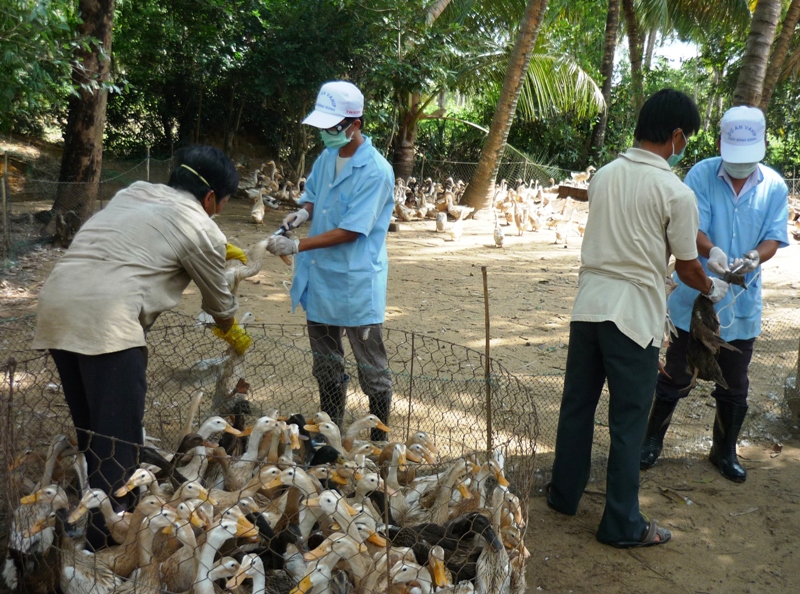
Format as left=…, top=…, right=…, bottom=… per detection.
left=461, top=0, right=550, bottom=211
left=643, top=25, right=657, bottom=71
left=760, top=0, right=800, bottom=111
left=392, top=92, right=421, bottom=181
left=53, top=0, right=115, bottom=222
left=426, top=0, right=453, bottom=24
left=622, top=0, right=644, bottom=112
left=703, top=66, right=722, bottom=131
left=733, top=0, right=782, bottom=107
left=589, top=0, right=621, bottom=159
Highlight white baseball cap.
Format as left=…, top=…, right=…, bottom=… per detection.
left=720, top=106, right=766, bottom=163
left=302, top=81, right=364, bottom=129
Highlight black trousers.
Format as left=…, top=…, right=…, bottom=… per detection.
left=656, top=327, right=754, bottom=406
left=307, top=321, right=393, bottom=426
left=50, top=348, right=146, bottom=505
left=550, top=321, right=659, bottom=544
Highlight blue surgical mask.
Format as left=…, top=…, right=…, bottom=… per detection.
left=722, top=161, right=759, bottom=179
left=667, top=130, right=687, bottom=168
left=320, top=122, right=354, bottom=149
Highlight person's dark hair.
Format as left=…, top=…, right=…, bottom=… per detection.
left=168, top=145, right=239, bottom=203
left=634, top=89, right=701, bottom=144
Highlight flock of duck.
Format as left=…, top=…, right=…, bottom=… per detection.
left=4, top=410, right=529, bottom=594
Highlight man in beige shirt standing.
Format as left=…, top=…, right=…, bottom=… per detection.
left=547, top=89, right=728, bottom=548
left=33, top=145, right=251, bottom=548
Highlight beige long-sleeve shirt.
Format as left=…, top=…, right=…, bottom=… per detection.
left=571, top=148, right=699, bottom=348
left=33, top=182, right=238, bottom=355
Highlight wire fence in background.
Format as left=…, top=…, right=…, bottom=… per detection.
left=412, top=158, right=574, bottom=190
left=0, top=152, right=175, bottom=265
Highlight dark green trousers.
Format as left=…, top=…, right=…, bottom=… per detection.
left=549, top=321, right=659, bottom=544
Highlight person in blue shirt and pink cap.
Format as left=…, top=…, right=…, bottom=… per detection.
left=641, top=105, right=790, bottom=482
left=266, top=81, right=395, bottom=440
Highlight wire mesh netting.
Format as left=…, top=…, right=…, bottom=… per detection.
left=411, top=159, right=574, bottom=190
left=0, top=311, right=536, bottom=594
left=1, top=157, right=174, bottom=264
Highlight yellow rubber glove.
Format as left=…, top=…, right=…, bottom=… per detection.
left=213, top=320, right=253, bottom=356
left=225, top=243, right=248, bottom=264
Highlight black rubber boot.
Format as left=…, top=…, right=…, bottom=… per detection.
left=708, top=401, right=748, bottom=483
left=640, top=398, right=679, bottom=470
left=319, top=373, right=349, bottom=430
left=368, top=389, right=392, bottom=442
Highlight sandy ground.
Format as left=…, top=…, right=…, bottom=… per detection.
left=3, top=197, right=800, bottom=593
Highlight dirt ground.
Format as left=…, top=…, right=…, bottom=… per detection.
left=3, top=196, right=800, bottom=593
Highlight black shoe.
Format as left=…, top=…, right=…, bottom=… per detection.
left=640, top=398, right=679, bottom=470
left=709, top=401, right=747, bottom=482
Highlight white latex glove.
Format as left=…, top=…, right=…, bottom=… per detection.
left=282, top=208, right=309, bottom=230
left=707, top=246, right=729, bottom=276
left=267, top=235, right=300, bottom=256
left=703, top=277, right=729, bottom=304
left=731, top=250, right=760, bottom=274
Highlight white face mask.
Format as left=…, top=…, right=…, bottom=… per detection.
left=722, top=161, right=758, bottom=179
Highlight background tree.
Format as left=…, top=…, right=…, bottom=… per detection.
left=589, top=0, right=621, bottom=158
left=53, top=0, right=116, bottom=221
left=461, top=0, right=551, bottom=211
left=760, top=0, right=800, bottom=111
left=733, top=0, right=782, bottom=107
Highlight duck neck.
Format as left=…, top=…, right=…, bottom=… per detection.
left=250, top=558, right=266, bottom=594
left=98, top=495, right=123, bottom=528
left=242, top=426, right=269, bottom=462
left=195, top=530, right=231, bottom=594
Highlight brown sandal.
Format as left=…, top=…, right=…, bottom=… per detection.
left=608, top=519, right=671, bottom=549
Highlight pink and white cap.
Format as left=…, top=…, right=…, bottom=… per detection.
left=720, top=106, right=766, bottom=163
left=302, top=81, right=364, bottom=129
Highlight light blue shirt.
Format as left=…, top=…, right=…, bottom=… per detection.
left=668, top=157, right=789, bottom=341
left=290, top=136, right=395, bottom=326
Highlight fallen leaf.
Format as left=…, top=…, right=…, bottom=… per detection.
left=770, top=443, right=783, bottom=458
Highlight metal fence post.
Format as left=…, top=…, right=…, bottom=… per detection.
left=146, top=146, right=151, bottom=182
left=482, top=266, right=492, bottom=452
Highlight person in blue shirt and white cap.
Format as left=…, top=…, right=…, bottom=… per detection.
left=266, top=81, right=395, bottom=440
left=640, top=105, right=790, bottom=482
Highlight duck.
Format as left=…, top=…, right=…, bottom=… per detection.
left=341, top=414, right=391, bottom=451
left=250, top=190, right=266, bottom=224
left=125, top=507, right=181, bottom=594
left=304, top=421, right=344, bottom=455
left=66, top=488, right=132, bottom=544
left=405, top=459, right=472, bottom=524
left=570, top=165, right=595, bottom=184
left=224, top=238, right=270, bottom=294
left=192, top=517, right=260, bottom=594
left=448, top=212, right=465, bottom=242
left=303, top=533, right=370, bottom=589
left=208, top=464, right=281, bottom=513
left=474, top=486, right=511, bottom=594
left=493, top=213, right=504, bottom=248
left=226, top=416, right=279, bottom=490
left=436, top=211, right=447, bottom=233
left=226, top=553, right=297, bottom=594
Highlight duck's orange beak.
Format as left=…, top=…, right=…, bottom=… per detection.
left=376, top=421, right=390, bottom=432
left=367, top=532, right=387, bottom=547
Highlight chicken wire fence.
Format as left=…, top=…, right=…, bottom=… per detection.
left=0, top=155, right=174, bottom=265
left=410, top=159, right=574, bottom=191
left=0, top=311, right=535, bottom=594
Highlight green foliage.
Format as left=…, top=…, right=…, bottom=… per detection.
left=0, top=0, right=81, bottom=134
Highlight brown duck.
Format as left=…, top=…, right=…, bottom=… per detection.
left=684, top=294, right=741, bottom=391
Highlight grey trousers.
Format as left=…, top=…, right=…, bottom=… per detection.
left=307, top=321, right=393, bottom=430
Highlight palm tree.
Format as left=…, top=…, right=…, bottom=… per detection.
left=760, top=0, right=800, bottom=111
left=621, top=0, right=644, bottom=112
left=460, top=0, right=551, bottom=211
left=589, top=0, right=621, bottom=158
left=733, top=0, right=782, bottom=107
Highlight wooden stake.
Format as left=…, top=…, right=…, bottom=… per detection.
left=482, top=265, right=492, bottom=451
left=1, top=152, right=8, bottom=263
